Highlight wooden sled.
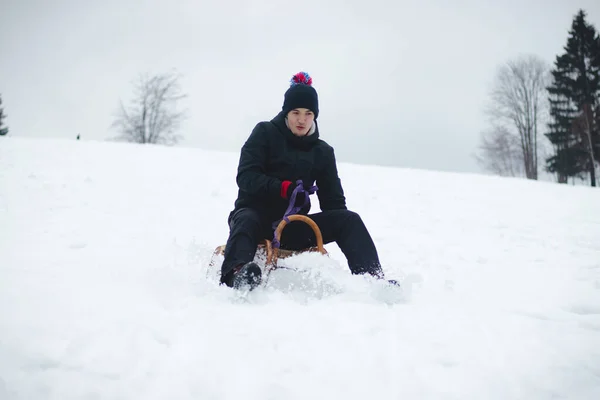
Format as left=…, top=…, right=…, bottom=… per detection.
left=208, top=214, right=328, bottom=279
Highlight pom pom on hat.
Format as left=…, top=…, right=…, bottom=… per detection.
left=290, top=71, right=313, bottom=87
left=282, top=71, right=319, bottom=119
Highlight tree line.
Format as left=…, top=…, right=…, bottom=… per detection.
left=1, top=8, right=597, bottom=189
left=475, top=9, right=600, bottom=187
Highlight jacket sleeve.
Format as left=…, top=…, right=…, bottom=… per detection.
left=236, top=122, right=282, bottom=198
left=316, top=146, right=347, bottom=210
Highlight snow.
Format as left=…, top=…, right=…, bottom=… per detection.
left=1, top=136, right=600, bottom=400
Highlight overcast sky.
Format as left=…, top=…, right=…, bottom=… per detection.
left=2, top=0, right=599, bottom=174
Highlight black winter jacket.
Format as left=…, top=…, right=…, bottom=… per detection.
left=230, top=110, right=346, bottom=224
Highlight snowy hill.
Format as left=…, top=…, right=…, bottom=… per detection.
left=1, top=137, right=599, bottom=399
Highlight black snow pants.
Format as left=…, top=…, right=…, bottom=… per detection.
left=220, top=207, right=383, bottom=283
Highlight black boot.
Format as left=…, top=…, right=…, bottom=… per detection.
left=222, top=262, right=262, bottom=290
left=369, top=271, right=400, bottom=288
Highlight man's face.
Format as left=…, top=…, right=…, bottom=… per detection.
left=287, top=108, right=314, bottom=136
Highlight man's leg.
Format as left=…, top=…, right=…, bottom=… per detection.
left=220, top=208, right=268, bottom=285
left=279, top=209, right=384, bottom=278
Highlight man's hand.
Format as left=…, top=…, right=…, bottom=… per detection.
left=281, top=180, right=307, bottom=206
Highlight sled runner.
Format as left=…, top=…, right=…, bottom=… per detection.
left=208, top=180, right=328, bottom=281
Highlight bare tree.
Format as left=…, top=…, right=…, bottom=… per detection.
left=475, top=125, right=524, bottom=177
left=481, top=54, right=550, bottom=179
left=112, top=71, right=187, bottom=145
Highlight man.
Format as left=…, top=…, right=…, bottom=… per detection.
left=221, top=72, right=391, bottom=290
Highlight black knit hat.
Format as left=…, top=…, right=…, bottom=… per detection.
left=282, top=72, right=319, bottom=119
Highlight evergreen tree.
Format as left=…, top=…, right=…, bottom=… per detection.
left=545, top=9, right=600, bottom=186
left=0, top=94, right=8, bottom=136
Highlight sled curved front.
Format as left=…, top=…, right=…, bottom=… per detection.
left=208, top=214, right=328, bottom=275
left=268, top=214, right=327, bottom=266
